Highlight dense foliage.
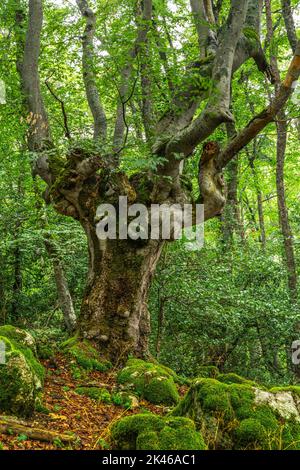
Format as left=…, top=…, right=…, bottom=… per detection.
left=0, top=0, right=299, bottom=386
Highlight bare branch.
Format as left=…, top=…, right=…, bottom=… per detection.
left=45, top=80, right=71, bottom=140
left=77, top=0, right=107, bottom=142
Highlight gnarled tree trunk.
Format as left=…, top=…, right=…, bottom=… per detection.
left=79, top=234, right=164, bottom=361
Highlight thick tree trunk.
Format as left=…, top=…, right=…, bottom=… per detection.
left=78, top=231, right=164, bottom=362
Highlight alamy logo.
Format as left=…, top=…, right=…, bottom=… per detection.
left=291, top=81, right=300, bottom=105
left=292, top=340, right=300, bottom=365
left=95, top=197, right=204, bottom=251
left=0, top=79, right=5, bottom=105
left=0, top=340, right=6, bottom=364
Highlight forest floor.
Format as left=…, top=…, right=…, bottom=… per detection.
left=0, top=354, right=180, bottom=450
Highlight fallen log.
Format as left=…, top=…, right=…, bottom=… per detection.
left=0, top=415, right=78, bottom=443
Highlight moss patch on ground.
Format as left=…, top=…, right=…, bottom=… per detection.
left=110, top=413, right=206, bottom=450
left=75, top=386, right=135, bottom=409
left=117, top=359, right=181, bottom=406
left=61, top=335, right=112, bottom=372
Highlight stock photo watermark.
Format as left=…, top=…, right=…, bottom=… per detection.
left=292, top=340, right=300, bottom=365
left=95, top=197, right=205, bottom=250
left=0, top=340, right=6, bottom=365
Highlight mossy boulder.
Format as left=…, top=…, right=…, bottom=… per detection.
left=110, top=413, right=206, bottom=450
left=217, top=373, right=258, bottom=387
left=0, top=325, right=37, bottom=354
left=0, top=325, right=45, bottom=417
left=172, top=377, right=300, bottom=450
left=117, top=359, right=180, bottom=406
left=61, top=335, right=112, bottom=372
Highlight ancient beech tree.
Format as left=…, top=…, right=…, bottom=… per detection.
left=16, top=0, right=300, bottom=362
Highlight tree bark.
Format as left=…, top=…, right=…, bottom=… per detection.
left=77, top=0, right=107, bottom=141
left=78, top=234, right=164, bottom=362
left=44, top=238, right=77, bottom=333
left=265, top=0, right=297, bottom=302
left=246, top=142, right=266, bottom=248
left=276, top=116, right=298, bottom=301
left=221, top=122, right=244, bottom=243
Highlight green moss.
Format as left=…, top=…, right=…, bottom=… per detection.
left=235, top=418, right=266, bottom=448
left=37, top=344, right=54, bottom=360
left=270, top=386, right=300, bottom=396
left=197, top=365, right=219, bottom=379
left=61, top=337, right=112, bottom=372
left=217, top=373, right=257, bottom=387
left=282, top=421, right=300, bottom=450
left=117, top=359, right=180, bottom=405
left=0, top=325, right=36, bottom=353
left=111, top=392, right=136, bottom=409
left=0, top=327, right=45, bottom=417
left=61, top=334, right=79, bottom=350
left=75, top=386, right=111, bottom=403
left=243, top=27, right=260, bottom=46
left=110, top=413, right=206, bottom=450
left=136, top=431, right=160, bottom=450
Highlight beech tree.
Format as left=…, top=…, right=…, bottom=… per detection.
left=14, top=0, right=300, bottom=362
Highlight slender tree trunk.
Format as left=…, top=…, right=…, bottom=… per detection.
left=11, top=175, right=23, bottom=321
left=246, top=143, right=266, bottom=248
left=78, top=230, right=164, bottom=362
left=276, top=114, right=298, bottom=301
left=44, top=238, right=77, bottom=332
left=155, top=296, right=166, bottom=359
left=222, top=156, right=244, bottom=243
left=0, top=252, right=7, bottom=324
left=265, top=0, right=297, bottom=301
left=256, top=191, right=266, bottom=248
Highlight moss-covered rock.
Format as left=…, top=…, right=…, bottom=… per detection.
left=117, top=359, right=180, bottom=405
left=110, top=413, right=206, bottom=450
left=0, top=326, right=45, bottom=417
left=217, top=373, right=258, bottom=387
left=61, top=335, right=111, bottom=372
left=0, top=325, right=37, bottom=354
left=172, top=377, right=300, bottom=450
